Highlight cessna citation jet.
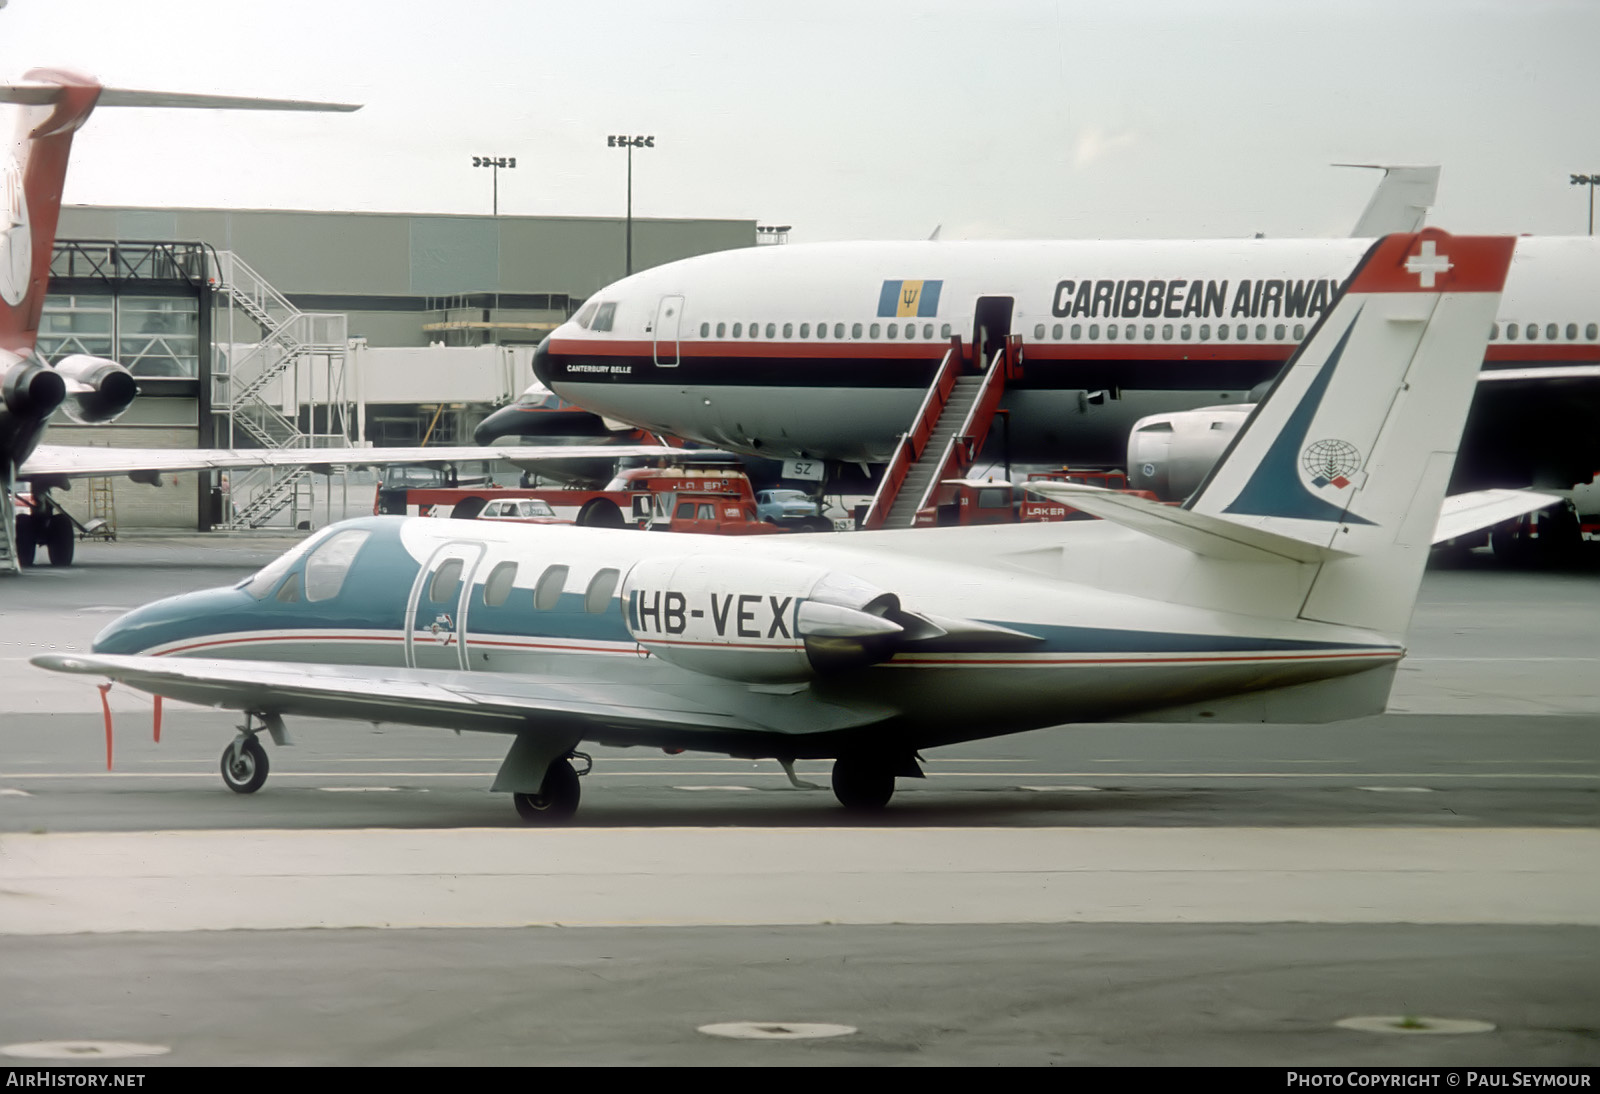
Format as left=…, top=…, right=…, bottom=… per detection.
left=0, top=68, right=691, bottom=571
left=532, top=229, right=1600, bottom=504
left=37, top=230, right=1536, bottom=821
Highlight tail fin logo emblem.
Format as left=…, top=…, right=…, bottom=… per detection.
left=1405, top=240, right=1452, bottom=288
left=1302, top=438, right=1361, bottom=490
left=0, top=155, right=31, bottom=307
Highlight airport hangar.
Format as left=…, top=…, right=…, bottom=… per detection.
left=39, top=207, right=761, bottom=530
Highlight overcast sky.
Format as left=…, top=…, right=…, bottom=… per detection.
left=1, top=0, right=1593, bottom=242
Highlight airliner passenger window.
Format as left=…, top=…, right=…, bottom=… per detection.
left=1161, top=325, right=1172, bottom=340
left=1588, top=324, right=1598, bottom=340
left=869, top=323, right=879, bottom=338
left=1274, top=324, right=1285, bottom=341
left=1216, top=325, right=1228, bottom=340
left=585, top=569, right=620, bottom=614
left=482, top=561, right=517, bottom=608
left=1566, top=323, right=1578, bottom=340
left=534, top=565, right=568, bottom=611
left=1505, top=324, right=1518, bottom=340
left=765, top=323, right=776, bottom=338
left=1106, top=324, right=1117, bottom=340
left=1547, top=324, right=1558, bottom=341
left=1180, top=324, right=1190, bottom=340
left=1034, top=324, right=1045, bottom=340
left=1143, top=325, right=1154, bottom=340
left=924, top=324, right=934, bottom=339
left=1088, top=324, right=1100, bottom=339
left=428, top=559, right=463, bottom=604
left=699, top=323, right=709, bottom=337
left=799, top=323, right=809, bottom=338
left=1293, top=324, right=1305, bottom=340
left=750, top=320, right=759, bottom=336
left=904, top=325, right=915, bottom=340
left=783, top=323, right=793, bottom=339
left=1052, top=324, right=1063, bottom=340
left=1125, top=325, right=1136, bottom=340
left=716, top=322, right=726, bottom=338
left=837, top=323, right=848, bottom=339
left=304, top=529, right=371, bottom=603
left=941, top=324, right=952, bottom=339
left=1071, top=324, right=1082, bottom=340
left=1527, top=324, right=1538, bottom=341
left=1198, top=324, right=1210, bottom=341
left=887, top=323, right=898, bottom=338
left=592, top=303, right=616, bottom=332
left=732, top=323, right=742, bottom=338
left=1237, top=325, right=1248, bottom=340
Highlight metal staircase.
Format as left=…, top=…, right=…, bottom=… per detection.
left=0, top=490, right=18, bottom=574
left=210, top=250, right=352, bottom=529
left=860, top=336, right=1021, bottom=530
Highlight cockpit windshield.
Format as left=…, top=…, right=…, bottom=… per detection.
left=241, top=529, right=335, bottom=600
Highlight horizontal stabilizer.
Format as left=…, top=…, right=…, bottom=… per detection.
left=1433, top=489, right=1563, bottom=544
left=0, top=85, right=360, bottom=111
left=1025, top=482, right=1347, bottom=563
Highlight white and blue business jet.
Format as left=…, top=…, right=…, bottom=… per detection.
left=36, top=230, right=1532, bottom=821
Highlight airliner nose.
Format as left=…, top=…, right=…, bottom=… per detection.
left=530, top=334, right=556, bottom=388
left=474, top=404, right=519, bottom=445
left=92, top=586, right=254, bottom=656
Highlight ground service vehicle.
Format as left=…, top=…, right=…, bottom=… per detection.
left=913, top=469, right=1159, bottom=527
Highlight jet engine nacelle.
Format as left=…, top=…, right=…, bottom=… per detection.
left=622, top=554, right=904, bottom=682
left=52, top=355, right=138, bottom=424
left=1, top=357, right=67, bottom=420
left=1126, top=404, right=1253, bottom=501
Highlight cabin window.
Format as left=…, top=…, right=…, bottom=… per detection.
left=1198, top=324, right=1210, bottom=341
left=698, top=322, right=709, bottom=338
left=1161, top=324, right=1173, bottom=341
left=1588, top=323, right=1598, bottom=340
left=1216, top=324, right=1228, bottom=341
left=427, top=559, right=463, bottom=604
left=1293, top=324, right=1305, bottom=340
left=716, top=322, right=726, bottom=338
left=482, top=561, right=517, bottom=608
left=1546, top=323, right=1558, bottom=341
left=765, top=323, right=776, bottom=338
left=836, top=323, right=847, bottom=339
left=904, top=324, right=916, bottom=340
left=1272, top=324, right=1284, bottom=341
left=275, top=571, right=302, bottom=603
left=1237, top=324, right=1248, bottom=340
left=534, top=565, right=568, bottom=611
left=887, top=323, right=898, bottom=338
left=1527, top=324, right=1539, bottom=341
left=585, top=569, right=620, bottom=614
left=1121, top=324, right=1132, bottom=340
left=1088, top=323, right=1100, bottom=339
left=731, top=322, right=742, bottom=338
left=1140, top=324, right=1151, bottom=340
left=923, top=324, right=934, bottom=339
left=1033, top=324, right=1045, bottom=340
left=1071, top=324, right=1082, bottom=339
left=868, top=323, right=879, bottom=338
left=811, top=323, right=822, bottom=339
left=1489, top=324, right=1499, bottom=340
left=1566, top=323, right=1578, bottom=340
left=941, top=323, right=952, bottom=339
left=1180, top=324, right=1191, bottom=340
left=1505, top=323, right=1518, bottom=340
left=782, top=323, right=793, bottom=339
left=1052, top=324, right=1063, bottom=340
left=1106, top=324, right=1118, bottom=340
left=304, top=529, right=370, bottom=603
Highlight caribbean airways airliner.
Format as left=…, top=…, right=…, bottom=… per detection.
left=533, top=236, right=1600, bottom=494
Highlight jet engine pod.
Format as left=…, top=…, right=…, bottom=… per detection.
left=621, top=555, right=904, bottom=683
left=1126, top=405, right=1251, bottom=501
left=1, top=357, right=67, bottom=420
left=52, top=355, right=138, bottom=424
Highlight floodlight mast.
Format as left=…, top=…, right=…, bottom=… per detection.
left=608, top=134, right=655, bottom=275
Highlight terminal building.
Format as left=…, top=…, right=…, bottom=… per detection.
left=41, top=207, right=758, bottom=529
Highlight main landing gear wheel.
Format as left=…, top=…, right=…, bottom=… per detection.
left=45, top=515, right=74, bottom=567
left=513, top=757, right=581, bottom=823
left=830, top=756, right=895, bottom=811
left=220, top=737, right=269, bottom=794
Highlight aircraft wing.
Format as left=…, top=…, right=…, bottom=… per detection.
left=1434, top=488, right=1564, bottom=543
left=31, top=653, right=893, bottom=744
left=18, top=443, right=714, bottom=481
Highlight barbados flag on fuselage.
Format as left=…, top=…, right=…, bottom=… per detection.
left=878, top=279, right=943, bottom=318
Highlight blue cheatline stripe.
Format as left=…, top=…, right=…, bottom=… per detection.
left=1223, top=310, right=1376, bottom=525
left=877, top=281, right=902, bottom=317
left=918, top=280, right=943, bottom=317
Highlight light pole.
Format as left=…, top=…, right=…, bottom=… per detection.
left=608, top=134, right=654, bottom=275
left=472, top=155, right=516, bottom=216
left=1571, top=174, right=1599, bottom=236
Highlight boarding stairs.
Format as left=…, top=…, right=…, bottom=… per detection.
left=209, top=249, right=352, bottom=529
left=860, top=336, right=1022, bottom=530
left=0, top=488, right=18, bottom=575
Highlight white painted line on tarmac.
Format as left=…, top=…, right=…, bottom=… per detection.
left=0, top=827, right=1594, bottom=935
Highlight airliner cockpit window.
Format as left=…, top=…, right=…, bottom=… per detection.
left=304, top=529, right=372, bottom=603
left=592, top=302, right=616, bottom=332
left=575, top=302, right=598, bottom=329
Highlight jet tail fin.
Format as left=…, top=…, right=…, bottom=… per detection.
left=1184, top=229, right=1515, bottom=640
left=1338, top=163, right=1439, bottom=236
left=0, top=68, right=358, bottom=357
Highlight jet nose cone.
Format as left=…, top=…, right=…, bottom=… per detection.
left=530, top=334, right=557, bottom=388
left=92, top=586, right=253, bottom=656
left=474, top=407, right=514, bottom=445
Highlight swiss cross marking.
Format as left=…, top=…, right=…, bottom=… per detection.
left=1404, top=240, right=1453, bottom=288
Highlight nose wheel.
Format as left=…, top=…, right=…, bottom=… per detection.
left=220, top=737, right=269, bottom=794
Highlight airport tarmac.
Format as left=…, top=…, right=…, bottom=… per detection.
left=0, top=533, right=1596, bottom=1066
